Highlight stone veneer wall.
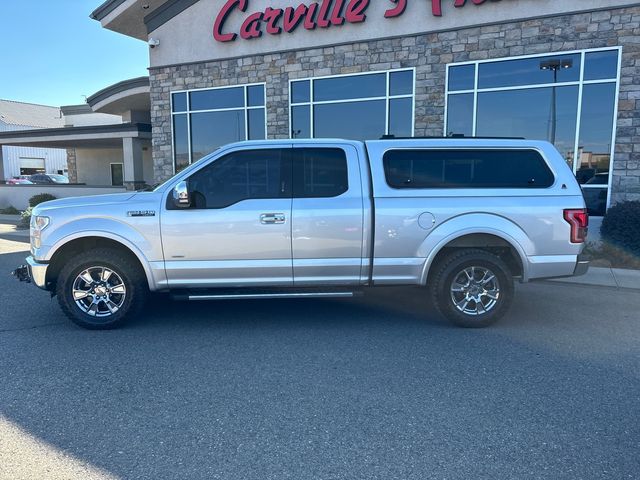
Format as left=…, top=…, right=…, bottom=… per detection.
left=150, top=5, right=640, bottom=204
left=66, top=148, right=78, bottom=184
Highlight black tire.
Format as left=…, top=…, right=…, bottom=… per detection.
left=56, top=248, right=148, bottom=330
left=429, top=249, right=514, bottom=328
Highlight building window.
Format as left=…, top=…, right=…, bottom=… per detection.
left=445, top=47, right=621, bottom=216
left=290, top=69, right=415, bottom=141
left=171, top=83, right=267, bottom=172
left=110, top=163, right=124, bottom=186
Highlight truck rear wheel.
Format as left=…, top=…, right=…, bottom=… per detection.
left=430, top=249, right=514, bottom=328
left=56, top=248, right=148, bottom=330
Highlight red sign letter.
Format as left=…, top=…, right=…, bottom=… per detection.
left=240, top=11, right=263, bottom=39
left=214, top=0, right=247, bottom=42
left=345, top=0, right=369, bottom=23
left=385, top=0, right=407, bottom=18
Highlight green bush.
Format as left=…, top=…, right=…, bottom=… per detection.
left=29, top=193, right=57, bottom=208
left=18, top=207, right=33, bottom=230
left=601, top=201, right=640, bottom=257
left=0, top=205, right=20, bottom=215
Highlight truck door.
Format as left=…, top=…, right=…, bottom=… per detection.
left=161, top=146, right=293, bottom=288
left=291, top=144, right=365, bottom=286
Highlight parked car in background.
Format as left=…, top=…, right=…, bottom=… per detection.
left=29, top=174, right=69, bottom=185
left=6, top=176, right=33, bottom=185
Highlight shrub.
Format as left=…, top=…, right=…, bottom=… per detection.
left=18, top=207, right=33, bottom=230
left=29, top=193, right=57, bottom=208
left=0, top=205, right=20, bottom=215
left=601, top=201, right=640, bottom=258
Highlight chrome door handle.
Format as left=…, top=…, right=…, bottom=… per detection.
left=260, top=213, right=285, bottom=224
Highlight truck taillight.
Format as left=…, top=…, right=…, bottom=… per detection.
left=563, top=209, right=589, bottom=244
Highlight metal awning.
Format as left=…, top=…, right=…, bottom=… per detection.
left=0, top=123, right=151, bottom=148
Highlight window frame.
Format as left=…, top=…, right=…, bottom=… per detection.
left=170, top=82, right=268, bottom=174
left=289, top=68, right=416, bottom=140
left=444, top=46, right=622, bottom=214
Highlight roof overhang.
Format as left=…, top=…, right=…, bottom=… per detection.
left=91, top=0, right=167, bottom=40
left=87, top=77, right=150, bottom=115
left=0, top=123, right=151, bottom=149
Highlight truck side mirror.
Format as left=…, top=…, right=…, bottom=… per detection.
left=172, top=180, right=191, bottom=208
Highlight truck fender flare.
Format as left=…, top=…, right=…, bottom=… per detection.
left=46, top=229, right=157, bottom=290
left=418, top=214, right=533, bottom=285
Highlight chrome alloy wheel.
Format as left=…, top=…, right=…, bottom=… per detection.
left=450, top=266, right=500, bottom=316
left=72, top=266, right=126, bottom=317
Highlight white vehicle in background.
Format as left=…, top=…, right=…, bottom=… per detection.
left=14, top=138, right=589, bottom=330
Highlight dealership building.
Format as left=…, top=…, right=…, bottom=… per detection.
left=91, top=0, right=640, bottom=215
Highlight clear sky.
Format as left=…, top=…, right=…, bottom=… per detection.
left=0, top=0, right=149, bottom=107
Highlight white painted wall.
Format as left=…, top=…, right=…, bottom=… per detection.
left=75, top=143, right=153, bottom=186
left=76, top=147, right=123, bottom=186
left=150, top=0, right=635, bottom=67
left=0, top=185, right=127, bottom=210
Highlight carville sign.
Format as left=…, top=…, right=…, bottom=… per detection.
left=214, top=0, right=502, bottom=42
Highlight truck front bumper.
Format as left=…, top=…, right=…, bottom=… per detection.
left=12, top=256, right=48, bottom=290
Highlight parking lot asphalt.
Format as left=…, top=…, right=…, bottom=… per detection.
left=0, top=236, right=638, bottom=480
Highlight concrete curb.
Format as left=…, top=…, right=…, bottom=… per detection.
left=549, top=266, right=640, bottom=290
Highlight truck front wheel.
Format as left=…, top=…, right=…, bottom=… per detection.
left=430, top=249, right=514, bottom=328
left=56, top=248, right=148, bottom=330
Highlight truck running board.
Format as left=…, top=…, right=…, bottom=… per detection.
left=171, top=288, right=361, bottom=302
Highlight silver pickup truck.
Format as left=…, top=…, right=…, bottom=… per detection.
left=14, top=138, right=589, bottom=329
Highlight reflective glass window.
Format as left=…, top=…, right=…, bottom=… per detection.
left=173, top=114, right=189, bottom=172
left=584, top=50, right=619, bottom=81
left=190, top=111, right=246, bottom=161
left=476, top=86, right=579, bottom=165
left=247, top=85, right=265, bottom=107
left=248, top=109, right=265, bottom=140
left=190, top=87, right=244, bottom=111
left=389, top=98, right=413, bottom=137
left=291, top=105, right=311, bottom=139
left=314, top=100, right=386, bottom=140
left=314, top=74, right=386, bottom=102
left=446, top=93, right=474, bottom=137
left=291, top=80, right=311, bottom=104
left=172, top=93, right=187, bottom=112
left=478, top=54, right=581, bottom=89
left=448, top=65, right=475, bottom=91
left=390, top=70, right=414, bottom=96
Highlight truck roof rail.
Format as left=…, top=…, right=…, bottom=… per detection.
left=379, top=135, right=526, bottom=140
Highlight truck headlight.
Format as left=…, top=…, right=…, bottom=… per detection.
left=30, top=216, right=50, bottom=249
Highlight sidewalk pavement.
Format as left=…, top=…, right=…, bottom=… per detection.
left=0, top=217, right=637, bottom=290
left=550, top=267, right=640, bottom=290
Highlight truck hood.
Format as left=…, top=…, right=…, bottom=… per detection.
left=34, top=193, right=138, bottom=213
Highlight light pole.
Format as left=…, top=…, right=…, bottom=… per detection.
left=539, top=59, right=573, bottom=145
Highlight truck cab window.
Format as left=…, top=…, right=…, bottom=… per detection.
left=293, top=148, right=348, bottom=198
left=188, top=149, right=289, bottom=209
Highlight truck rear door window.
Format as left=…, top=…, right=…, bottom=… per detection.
left=293, top=148, right=348, bottom=198
left=383, top=149, right=554, bottom=189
